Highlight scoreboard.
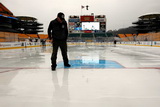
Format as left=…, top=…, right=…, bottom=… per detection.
left=68, top=15, right=106, bottom=33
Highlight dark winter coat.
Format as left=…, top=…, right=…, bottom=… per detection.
left=48, top=18, right=68, bottom=41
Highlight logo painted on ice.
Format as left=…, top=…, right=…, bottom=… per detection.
left=57, top=60, right=124, bottom=69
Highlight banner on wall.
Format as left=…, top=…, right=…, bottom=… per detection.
left=80, top=16, right=94, bottom=22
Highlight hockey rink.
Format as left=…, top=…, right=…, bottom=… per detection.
left=0, top=44, right=160, bottom=107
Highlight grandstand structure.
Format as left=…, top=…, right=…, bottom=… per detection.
left=118, top=13, right=160, bottom=41
left=0, top=3, right=46, bottom=42
left=118, top=32, right=160, bottom=42
left=16, top=16, right=43, bottom=34
left=0, top=3, right=18, bottom=33
left=133, top=13, right=160, bottom=33
left=67, top=33, right=114, bottom=42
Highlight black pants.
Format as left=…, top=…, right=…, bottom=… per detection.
left=51, top=40, right=69, bottom=67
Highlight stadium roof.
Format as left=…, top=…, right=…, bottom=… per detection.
left=16, top=16, right=37, bottom=21
left=139, top=13, right=160, bottom=19
left=0, top=3, right=14, bottom=17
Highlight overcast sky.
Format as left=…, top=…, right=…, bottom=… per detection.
left=1, top=0, right=160, bottom=34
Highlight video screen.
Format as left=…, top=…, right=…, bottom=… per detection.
left=82, top=22, right=100, bottom=30
left=74, top=27, right=82, bottom=30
